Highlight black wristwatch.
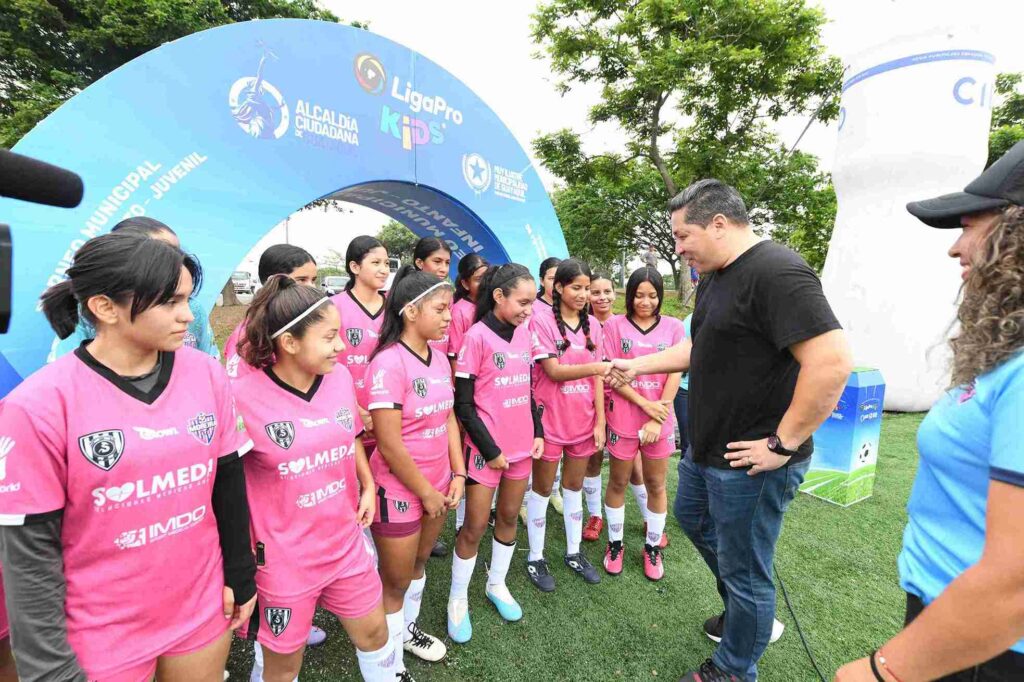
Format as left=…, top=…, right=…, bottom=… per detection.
left=766, top=433, right=799, bottom=458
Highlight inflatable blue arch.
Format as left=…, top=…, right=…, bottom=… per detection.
left=0, top=19, right=568, bottom=396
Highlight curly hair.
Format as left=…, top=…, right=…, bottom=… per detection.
left=951, top=206, right=1024, bottom=387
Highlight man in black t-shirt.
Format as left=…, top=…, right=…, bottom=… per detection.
left=610, top=179, right=851, bottom=682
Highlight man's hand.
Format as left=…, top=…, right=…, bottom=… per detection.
left=607, top=358, right=636, bottom=388
left=724, top=438, right=791, bottom=476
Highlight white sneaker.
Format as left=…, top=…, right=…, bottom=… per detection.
left=403, top=622, right=447, bottom=662
left=306, top=625, right=328, bottom=647
left=550, top=489, right=564, bottom=514
left=771, top=618, right=785, bottom=643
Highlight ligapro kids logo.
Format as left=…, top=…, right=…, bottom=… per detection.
left=229, top=53, right=290, bottom=140
left=355, top=53, right=464, bottom=151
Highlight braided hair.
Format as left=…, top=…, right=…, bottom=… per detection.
left=551, top=258, right=596, bottom=353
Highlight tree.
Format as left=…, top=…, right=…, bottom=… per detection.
left=532, top=0, right=843, bottom=280
left=988, top=72, right=1024, bottom=167
left=0, top=0, right=363, bottom=147
left=376, top=220, right=416, bottom=263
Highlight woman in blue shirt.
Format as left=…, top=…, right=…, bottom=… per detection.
left=837, top=142, right=1024, bottom=681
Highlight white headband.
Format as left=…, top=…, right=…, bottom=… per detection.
left=272, top=297, right=331, bottom=339
left=399, top=281, right=452, bottom=316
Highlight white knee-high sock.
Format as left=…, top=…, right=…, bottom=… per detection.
left=606, top=504, right=625, bottom=542
left=386, top=610, right=405, bottom=673
left=526, top=493, right=550, bottom=561
left=487, top=538, right=516, bottom=590
left=403, top=574, right=426, bottom=640
left=647, top=511, right=667, bottom=547
left=450, top=552, right=477, bottom=601
left=631, top=483, right=649, bottom=522
left=456, top=496, right=466, bottom=531
left=583, top=474, right=603, bottom=518
left=356, top=638, right=399, bottom=682
left=563, top=488, right=583, bottom=555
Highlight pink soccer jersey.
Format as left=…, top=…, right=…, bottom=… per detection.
left=233, top=365, right=373, bottom=596
left=446, top=298, right=476, bottom=359
left=455, top=321, right=534, bottom=464
left=531, top=311, right=605, bottom=445
left=603, top=315, right=686, bottom=437
left=0, top=346, right=252, bottom=677
left=223, top=320, right=260, bottom=381
left=331, top=289, right=385, bottom=407
left=429, top=331, right=449, bottom=357
left=366, top=344, right=454, bottom=497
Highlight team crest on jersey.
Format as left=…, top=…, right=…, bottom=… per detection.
left=346, top=328, right=363, bottom=346
left=335, top=407, right=354, bottom=431
left=187, top=412, right=217, bottom=446
left=412, top=378, right=428, bottom=398
left=521, top=351, right=531, bottom=364
left=609, top=432, right=619, bottom=445
left=266, top=421, right=295, bottom=450
left=621, top=338, right=634, bottom=354
left=492, top=352, right=507, bottom=370
left=657, top=342, right=668, bottom=352
left=265, top=607, right=291, bottom=637
left=79, top=430, right=125, bottom=471
left=394, top=499, right=410, bottom=513
left=474, top=453, right=486, bottom=470
left=555, top=340, right=568, bottom=357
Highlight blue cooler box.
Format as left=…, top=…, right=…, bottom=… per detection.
left=799, top=368, right=885, bottom=507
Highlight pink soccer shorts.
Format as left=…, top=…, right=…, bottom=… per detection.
left=541, top=437, right=599, bottom=463
left=466, top=450, right=532, bottom=488
left=606, top=428, right=674, bottom=461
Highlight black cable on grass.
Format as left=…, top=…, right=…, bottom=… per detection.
left=775, top=561, right=828, bottom=682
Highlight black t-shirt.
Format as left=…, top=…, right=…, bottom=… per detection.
left=689, top=241, right=841, bottom=469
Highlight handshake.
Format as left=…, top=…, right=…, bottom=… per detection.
left=603, top=358, right=636, bottom=388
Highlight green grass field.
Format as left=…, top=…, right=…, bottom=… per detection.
left=212, top=304, right=921, bottom=681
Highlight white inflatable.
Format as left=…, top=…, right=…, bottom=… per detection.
left=821, top=19, right=996, bottom=412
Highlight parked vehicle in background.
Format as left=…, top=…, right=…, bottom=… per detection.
left=231, top=270, right=258, bottom=295
left=321, top=275, right=350, bottom=295
left=385, top=256, right=401, bottom=290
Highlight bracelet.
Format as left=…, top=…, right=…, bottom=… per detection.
left=871, top=650, right=904, bottom=682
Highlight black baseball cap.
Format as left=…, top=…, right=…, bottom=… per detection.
left=906, top=140, right=1024, bottom=228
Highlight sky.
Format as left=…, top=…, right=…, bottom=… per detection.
left=238, top=0, right=1024, bottom=271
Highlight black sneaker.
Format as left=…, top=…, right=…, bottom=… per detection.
left=703, top=613, right=725, bottom=643
left=488, top=508, right=496, bottom=528
left=564, top=552, right=601, bottom=584
left=397, top=670, right=417, bottom=682
left=679, top=658, right=740, bottom=681
left=526, top=558, right=556, bottom=592
left=430, top=539, right=448, bottom=558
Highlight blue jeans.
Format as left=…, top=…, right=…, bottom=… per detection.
left=673, top=388, right=689, bottom=454
left=674, top=448, right=809, bottom=681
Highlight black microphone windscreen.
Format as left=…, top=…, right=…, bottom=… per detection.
left=0, top=149, right=84, bottom=208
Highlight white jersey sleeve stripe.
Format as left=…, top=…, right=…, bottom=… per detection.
left=236, top=439, right=254, bottom=457
left=368, top=401, right=402, bottom=410
left=454, top=371, right=474, bottom=379
left=0, top=513, right=26, bottom=526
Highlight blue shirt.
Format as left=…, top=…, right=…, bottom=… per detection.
left=680, top=314, right=692, bottom=391
left=899, top=351, right=1024, bottom=653
left=53, top=299, right=219, bottom=360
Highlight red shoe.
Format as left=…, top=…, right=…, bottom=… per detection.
left=642, top=522, right=669, bottom=549
left=643, top=543, right=664, bottom=581
left=582, top=515, right=603, bottom=542
left=603, top=540, right=624, bottom=575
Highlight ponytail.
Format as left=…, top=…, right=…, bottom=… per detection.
left=40, top=280, right=79, bottom=339
left=454, top=253, right=489, bottom=302
left=239, top=275, right=330, bottom=369
left=38, top=232, right=202, bottom=340
left=390, top=263, right=419, bottom=292
left=474, top=263, right=534, bottom=323
left=371, top=271, right=453, bottom=362
left=551, top=258, right=596, bottom=353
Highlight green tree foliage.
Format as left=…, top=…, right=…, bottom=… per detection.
left=988, top=72, right=1024, bottom=167
left=532, top=0, right=842, bottom=275
left=0, top=0, right=358, bottom=147
left=376, top=219, right=417, bottom=264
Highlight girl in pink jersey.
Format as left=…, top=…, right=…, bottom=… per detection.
left=366, top=272, right=466, bottom=681
left=233, top=276, right=397, bottom=682
left=390, top=238, right=454, bottom=371
left=0, top=232, right=255, bottom=682
left=602, top=267, right=683, bottom=581
left=224, top=244, right=318, bottom=381
left=446, top=264, right=544, bottom=642
left=330, top=236, right=390, bottom=444
left=583, top=276, right=658, bottom=544
left=527, top=259, right=611, bottom=591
